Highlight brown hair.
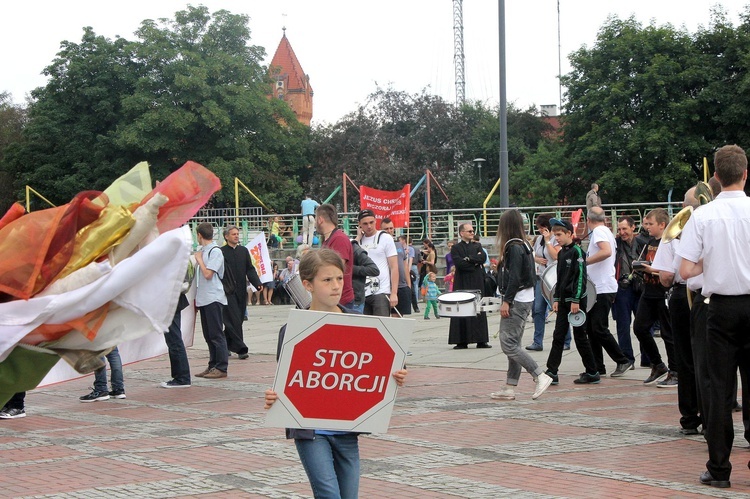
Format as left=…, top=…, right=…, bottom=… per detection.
left=299, top=248, right=345, bottom=283
left=714, top=144, right=748, bottom=187
left=197, top=222, right=213, bottom=240
left=645, top=207, right=669, bottom=226
left=316, top=203, right=338, bottom=225
left=496, top=210, right=527, bottom=261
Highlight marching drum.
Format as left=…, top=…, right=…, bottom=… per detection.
left=284, top=274, right=312, bottom=310
left=540, top=264, right=597, bottom=312
left=437, top=290, right=482, bottom=317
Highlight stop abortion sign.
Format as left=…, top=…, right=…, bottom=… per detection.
left=265, top=310, right=413, bottom=433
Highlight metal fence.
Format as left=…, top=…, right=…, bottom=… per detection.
left=189, top=202, right=681, bottom=248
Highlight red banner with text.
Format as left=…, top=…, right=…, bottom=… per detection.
left=360, top=185, right=411, bottom=228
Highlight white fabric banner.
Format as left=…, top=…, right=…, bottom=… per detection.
left=247, top=233, right=274, bottom=284
left=0, top=227, right=190, bottom=367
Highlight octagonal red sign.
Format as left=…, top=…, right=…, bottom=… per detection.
left=284, top=323, right=396, bottom=420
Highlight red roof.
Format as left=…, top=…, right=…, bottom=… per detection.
left=269, top=33, right=312, bottom=93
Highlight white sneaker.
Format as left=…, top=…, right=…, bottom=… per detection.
left=490, top=387, right=516, bottom=400
left=532, top=372, right=553, bottom=400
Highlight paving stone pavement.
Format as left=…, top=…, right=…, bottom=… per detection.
left=2, top=304, right=750, bottom=497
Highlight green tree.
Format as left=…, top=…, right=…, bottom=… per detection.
left=309, top=91, right=556, bottom=210
left=693, top=6, right=750, bottom=149
left=308, top=87, right=467, bottom=211
left=0, top=93, right=27, bottom=212
left=5, top=28, right=138, bottom=201
left=562, top=17, right=706, bottom=203
left=115, top=6, right=308, bottom=211
left=5, top=6, right=309, bottom=212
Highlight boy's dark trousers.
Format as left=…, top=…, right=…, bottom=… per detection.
left=633, top=292, right=673, bottom=368
left=546, top=297, right=598, bottom=375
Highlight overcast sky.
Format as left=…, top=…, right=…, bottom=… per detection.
left=2, top=1, right=748, bottom=125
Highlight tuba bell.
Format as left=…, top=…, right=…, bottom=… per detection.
left=661, top=181, right=715, bottom=244
left=695, top=181, right=714, bottom=205
left=662, top=206, right=693, bottom=244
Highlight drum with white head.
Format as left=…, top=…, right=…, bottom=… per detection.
left=437, top=290, right=482, bottom=317
left=540, top=263, right=597, bottom=312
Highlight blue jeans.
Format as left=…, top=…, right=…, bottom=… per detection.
left=295, top=433, right=360, bottom=499
left=164, top=305, right=191, bottom=385
left=500, top=301, right=543, bottom=385
left=532, top=281, right=570, bottom=348
left=94, top=347, right=124, bottom=393
left=531, top=280, right=548, bottom=347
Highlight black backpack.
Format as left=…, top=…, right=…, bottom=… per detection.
left=209, top=247, right=237, bottom=295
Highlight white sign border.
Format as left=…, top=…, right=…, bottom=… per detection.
left=265, top=309, right=413, bottom=433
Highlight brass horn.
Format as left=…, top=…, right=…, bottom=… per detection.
left=662, top=206, right=693, bottom=243
left=695, top=181, right=714, bottom=205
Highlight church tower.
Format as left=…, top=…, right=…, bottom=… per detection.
left=269, top=28, right=313, bottom=126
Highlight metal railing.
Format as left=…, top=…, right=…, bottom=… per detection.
left=189, top=202, right=681, bottom=248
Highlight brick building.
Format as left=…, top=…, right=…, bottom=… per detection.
left=269, top=29, right=313, bottom=126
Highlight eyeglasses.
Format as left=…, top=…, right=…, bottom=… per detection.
left=462, top=229, right=475, bottom=233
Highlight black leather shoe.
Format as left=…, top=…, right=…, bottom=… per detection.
left=238, top=353, right=250, bottom=360
left=453, top=344, right=468, bottom=350
left=476, top=343, right=492, bottom=349
left=699, top=471, right=730, bottom=488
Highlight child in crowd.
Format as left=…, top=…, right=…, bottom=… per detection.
left=263, top=262, right=279, bottom=306
left=421, top=272, right=441, bottom=320
left=443, top=266, right=455, bottom=292
left=270, top=216, right=284, bottom=249
left=544, top=219, right=600, bottom=385
left=264, top=249, right=407, bottom=498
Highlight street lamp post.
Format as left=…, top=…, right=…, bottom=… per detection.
left=473, top=158, right=486, bottom=184
left=498, top=0, right=509, bottom=207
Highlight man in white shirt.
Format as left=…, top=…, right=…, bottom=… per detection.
left=356, top=210, right=399, bottom=317
left=679, top=144, right=750, bottom=489
left=585, top=207, right=632, bottom=377
left=651, top=188, right=701, bottom=433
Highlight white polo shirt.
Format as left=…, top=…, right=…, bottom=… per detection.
left=678, top=191, right=750, bottom=297
left=651, top=238, right=703, bottom=290
left=652, top=239, right=683, bottom=283
left=586, top=225, right=618, bottom=294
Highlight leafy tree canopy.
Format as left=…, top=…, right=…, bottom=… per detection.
left=561, top=8, right=750, bottom=203
left=3, top=6, right=309, bottom=212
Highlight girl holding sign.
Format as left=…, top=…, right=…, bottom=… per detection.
left=265, top=249, right=408, bottom=499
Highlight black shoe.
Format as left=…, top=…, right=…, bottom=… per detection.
left=573, top=372, right=601, bottom=384
left=699, top=471, right=730, bottom=488
left=160, top=380, right=191, bottom=389
left=108, top=389, right=126, bottom=399
left=680, top=427, right=702, bottom=435
left=611, top=361, right=634, bottom=377
left=476, top=342, right=492, bottom=349
left=644, top=363, right=669, bottom=385
left=453, top=344, right=468, bottom=350
left=0, top=407, right=26, bottom=419
left=563, top=345, right=571, bottom=350
left=525, top=344, right=543, bottom=351
left=545, top=370, right=559, bottom=385
left=80, top=389, right=110, bottom=403
left=238, top=353, right=250, bottom=360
